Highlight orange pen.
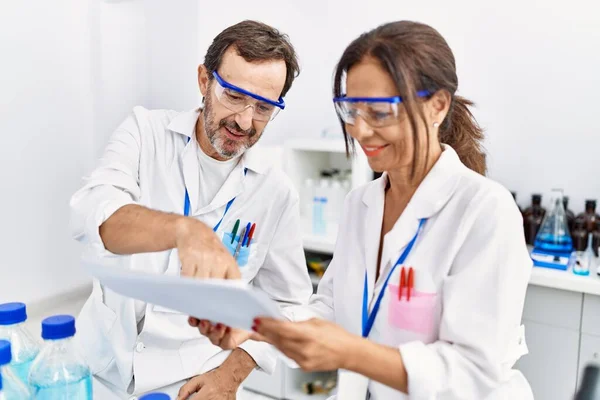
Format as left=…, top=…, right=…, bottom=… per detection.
left=399, top=266, right=406, bottom=301
left=407, top=267, right=414, bottom=301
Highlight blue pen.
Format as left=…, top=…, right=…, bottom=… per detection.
left=242, top=222, right=251, bottom=247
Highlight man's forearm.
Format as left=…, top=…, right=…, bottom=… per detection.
left=220, top=348, right=257, bottom=385
left=99, top=204, right=196, bottom=254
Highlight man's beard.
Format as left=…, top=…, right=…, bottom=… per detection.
left=203, top=93, right=260, bottom=159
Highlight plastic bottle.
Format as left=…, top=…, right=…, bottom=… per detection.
left=139, top=393, right=170, bottom=400
left=523, top=194, right=546, bottom=245
left=0, top=371, right=5, bottom=400
left=0, top=303, right=40, bottom=385
left=302, top=179, right=315, bottom=219
left=577, top=200, right=600, bottom=233
left=0, top=340, right=31, bottom=399
left=573, top=233, right=593, bottom=276
left=329, top=180, right=344, bottom=223
left=29, top=315, right=92, bottom=399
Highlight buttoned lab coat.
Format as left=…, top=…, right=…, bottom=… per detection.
left=69, top=107, right=313, bottom=396
left=305, top=146, right=534, bottom=400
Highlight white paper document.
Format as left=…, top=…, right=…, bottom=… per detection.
left=83, top=256, right=283, bottom=331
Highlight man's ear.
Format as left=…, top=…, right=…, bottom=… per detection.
left=198, top=64, right=209, bottom=97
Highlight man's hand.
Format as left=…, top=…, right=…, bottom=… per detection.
left=175, top=218, right=241, bottom=280
left=177, top=349, right=256, bottom=400
left=189, top=318, right=252, bottom=350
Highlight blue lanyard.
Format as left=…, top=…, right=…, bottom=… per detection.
left=182, top=137, right=246, bottom=232
left=361, top=218, right=426, bottom=338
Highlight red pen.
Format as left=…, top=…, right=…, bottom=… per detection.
left=407, top=267, right=414, bottom=301
left=246, top=223, right=256, bottom=247
left=399, top=266, right=406, bottom=301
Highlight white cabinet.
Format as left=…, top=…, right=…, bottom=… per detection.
left=517, top=285, right=583, bottom=399
left=516, top=321, right=580, bottom=400
left=577, top=334, right=600, bottom=392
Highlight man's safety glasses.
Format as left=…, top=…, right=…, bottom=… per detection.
left=333, top=92, right=430, bottom=128
left=212, top=71, right=286, bottom=122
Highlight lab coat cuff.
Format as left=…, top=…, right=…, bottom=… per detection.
left=87, top=198, right=137, bottom=256
left=400, top=341, right=434, bottom=400
left=238, top=340, right=277, bottom=374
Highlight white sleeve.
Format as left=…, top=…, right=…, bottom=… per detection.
left=69, top=109, right=142, bottom=257
left=240, top=189, right=313, bottom=373
left=400, top=191, right=532, bottom=399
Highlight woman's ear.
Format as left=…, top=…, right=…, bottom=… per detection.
left=198, top=65, right=209, bottom=97
left=428, top=90, right=451, bottom=126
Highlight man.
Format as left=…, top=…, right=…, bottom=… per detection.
left=70, top=20, right=313, bottom=399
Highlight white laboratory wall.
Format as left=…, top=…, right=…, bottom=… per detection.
left=192, top=0, right=600, bottom=212
left=0, top=1, right=96, bottom=305
left=0, top=0, right=156, bottom=306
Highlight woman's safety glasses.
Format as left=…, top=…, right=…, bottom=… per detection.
left=333, top=92, right=430, bottom=128
left=212, top=71, right=285, bottom=122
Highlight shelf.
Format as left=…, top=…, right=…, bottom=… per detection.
left=285, top=138, right=348, bottom=153
left=286, top=388, right=332, bottom=400
left=309, top=273, right=322, bottom=287
left=302, top=218, right=337, bottom=254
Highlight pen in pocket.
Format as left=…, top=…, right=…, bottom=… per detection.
left=246, top=223, right=256, bottom=247
left=231, top=219, right=240, bottom=244
left=233, top=225, right=247, bottom=260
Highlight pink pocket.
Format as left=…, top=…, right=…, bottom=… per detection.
left=387, top=284, right=437, bottom=335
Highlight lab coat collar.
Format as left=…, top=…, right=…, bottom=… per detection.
left=361, top=145, right=464, bottom=283
left=361, top=144, right=463, bottom=220
left=167, top=108, right=267, bottom=175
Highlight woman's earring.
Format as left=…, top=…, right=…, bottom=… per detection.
left=433, top=122, right=440, bottom=128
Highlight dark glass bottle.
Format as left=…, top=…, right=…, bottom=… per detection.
left=524, top=194, right=546, bottom=245
left=572, top=219, right=589, bottom=252
left=576, top=200, right=600, bottom=233
left=592, top=221, right=600, bottom=257
left=511, top=192, right=523, bottom=214
left=562, top=196, right=576, bottom=234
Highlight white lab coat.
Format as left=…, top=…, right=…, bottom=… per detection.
left=307, top=146, right=534, bottom=400
left=70, top=107, right=313, bottom=396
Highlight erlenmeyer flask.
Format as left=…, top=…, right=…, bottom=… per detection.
left=534, top=189, right=573, bottom=253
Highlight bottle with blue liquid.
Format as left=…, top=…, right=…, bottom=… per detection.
left=0, top=371, right=6, bottom=400
left=139, top=393, right=170, bottom=400
left=0, top=303, right=40, bottom=385
left=28, top=315, right=92, bottom=399
left=0, top=340, right=32, bottom=399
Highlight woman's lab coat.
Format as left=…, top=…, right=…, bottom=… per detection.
left=308, top=146, right=533, bottom=400
left=69, top=107, right=312, bottom=397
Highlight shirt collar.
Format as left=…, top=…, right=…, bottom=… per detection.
left=167, top=108, right=268, bottom=175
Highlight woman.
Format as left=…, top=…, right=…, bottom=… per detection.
left=185, top=21, right=533, bottom=399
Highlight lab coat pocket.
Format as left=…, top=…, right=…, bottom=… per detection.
left=75, top=281, right=117, bottom=375
left=222, top=232, right=254, bottom=268
left=387, top=283, right=437, bottom=341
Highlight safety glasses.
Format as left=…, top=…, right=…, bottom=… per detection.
left=212, top=71, right=285, bottom=122
left=333, top=92, right=430, bottom=127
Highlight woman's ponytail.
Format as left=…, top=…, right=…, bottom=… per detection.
left=440, top=96, right=487, bottom=175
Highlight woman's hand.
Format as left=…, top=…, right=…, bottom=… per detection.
left=189, top=317, right=252, bottom=349
left=250, top=317, right=362, bottom=372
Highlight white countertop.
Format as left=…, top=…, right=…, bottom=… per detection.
left=529, top=267, right=600, bottom=296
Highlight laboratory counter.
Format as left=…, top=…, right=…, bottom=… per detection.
left=529, top=266, right=600, bottom=295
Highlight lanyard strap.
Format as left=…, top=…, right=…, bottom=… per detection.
left=182, top=137, right=246, bottom=232
left=362, top=218, right=426, bottom=338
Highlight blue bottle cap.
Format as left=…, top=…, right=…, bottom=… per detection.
left=0, top=340, right=12, bottom=366
left=0, top=302, right=27, bottom=325
left=139, top=394, right=170, bottom=400
left=42, top=315, right=76, bottom=340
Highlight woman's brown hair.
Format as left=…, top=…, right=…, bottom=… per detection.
left=333, top=21, right=487, bottom=176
